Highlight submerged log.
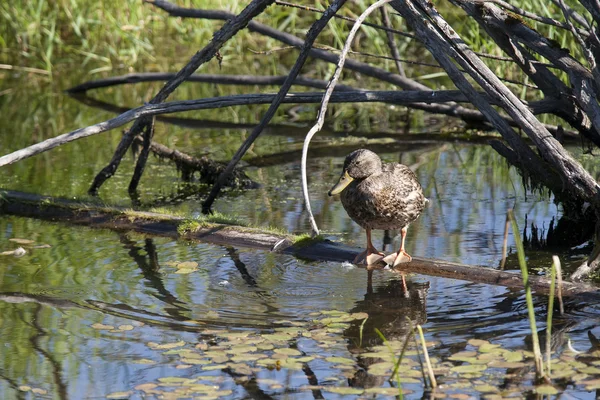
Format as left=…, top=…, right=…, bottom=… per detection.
left=1, top=189, right=598, bottom=300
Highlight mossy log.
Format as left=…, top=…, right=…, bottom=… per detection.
left=1, top=189, right=599, bottom=300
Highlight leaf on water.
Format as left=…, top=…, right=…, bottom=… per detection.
left=134, top=383, right=157, bottom=391
left=451, top=364, right=487, bottom=373
left=91, top=323, right=115, bottom=330
left=176, top=261, right=198, bottom=269
left=257, top=343, right=274, bottom=351
left=295, top=356, right=315, bottom=363
left=478, top=343, right=502, bottom=353
left=9, top=238, right=34, bottom=244
left=467, top=339, right=490, bottom=347
left=203, top=364, right=226, bottom=371
left=474, top=384, right=499, bottom=393
left=578, top=366, right=600, bottom=374
left=118, top=324, right=134, bottom=331
left=106, top=391, right=133, bottom=399
left=449, top=351, right=477, bottom=360
left=206, top=354, right=229, bottom=364
left=274, top=348, right=302, bottom=357
left=158, top=377, right=195, bottom=384
left=180, top=358, right=210, bottom=365
left=215, top=331, right=252, bottom=340
left=18, top=386, right=31, bottom=392
left=349, top=312, right=369, bottom=320
left=321, top=310, right=347, bottom=316
left=365, top=387, right=411, bottom=395
left=262, top=333, right=293, bottom=342
left=133, top=358, right=156, bottom=364
left=325, top=356, right=355, bottom=365
left=503, top=351, right=524, bottom=362
left=231, top=354, right=267, bottom=362
left=226, top=363, right=253, bottom=375
left=323, top=387, right=364, bottom=395
left=176, top=364, right=192, bottom=369
left=535, top=385, right=558, bottom=395
left=156, top=341, right=186, bottom=350
left=367, top=361, right=394, bottom=376
left=175, top=268, right=196, bottom=274
left=225, top=345, right=257, bottom=355
left=488, top=361, right=527, bottom=369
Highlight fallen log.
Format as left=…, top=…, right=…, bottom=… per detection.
left=1, top=189, right=599, bottom=300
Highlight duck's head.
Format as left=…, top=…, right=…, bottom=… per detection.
left=328, top=149, right=382, bottom=196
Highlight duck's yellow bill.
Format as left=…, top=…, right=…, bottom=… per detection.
left=328, top=171, right=354, bottom=196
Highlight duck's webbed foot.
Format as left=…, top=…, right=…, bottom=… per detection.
left=353, top=246, right=386, bottom=265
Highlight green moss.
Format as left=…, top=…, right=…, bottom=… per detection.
left=291, top=234, right=326, bottom=247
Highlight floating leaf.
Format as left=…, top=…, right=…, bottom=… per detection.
left=156, top=341, right=186, bottom=350
left=176, top=261, right=198, bottom=269
left=175, top=268, right=196, bottom=274
left=365, top=387, right=411, bottom=395
left=326, top=356, right=355, bottom=365
left=106, top=391, right=133, bottom=399
left=180, top=358, right=210, bottom=365
left=134, top=383, right=157, bottom=391
left=474, top=384, right=499, bottom=393
left=323, top=387, right=363, bottom=395
left=449, top=351, right=477, bottom=360
left=451, top=364, right=487, bottom=373
left=273, top=348, right=302, bottom=357
left=231, top=354, right=267, bottom=362
left=488, top=361, right=527, bottom=369
left=535, top=385, right=558, bottom=395
left=578, top=366, right=600, bottom=374
left=368, top=361, right=394, bottom=376
left=503, top=351, right=524, bottom=362
left=467, top=339, right=490, bottom=347
left=18, top=386, right=31, bottom=392
left=118, top=325, right=134, bottom=331
left=91, top=323, right=115, bottom=330
left=158, top=377, right=195, bottom=384
left=225, top=345, right=257, bottom=355
left=478, top=343, right=502, bottom=353
left=133, top=359, right=156, bottom=364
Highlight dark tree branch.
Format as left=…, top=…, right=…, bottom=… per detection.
left=201, top=0, right=349, bottom=213
left=88, top=0, right=276, bottom=195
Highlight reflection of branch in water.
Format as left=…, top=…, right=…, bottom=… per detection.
left=302, top=363, right=325, bottom=399
left=224, top=247, right=279, bottom=316
left=225, top=247, right=257, bottom=286
left=28, top=304, right=68, bottom=400
left=119, top=235, right=191, bottom=318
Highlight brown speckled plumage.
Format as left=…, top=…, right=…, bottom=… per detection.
left=329, top=149, right=427, bottom=267
left=338, top=149, right=427, bottom=231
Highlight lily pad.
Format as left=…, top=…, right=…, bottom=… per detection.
left=451, top=364, right=487, bottom=373
left=273, top=348, right=302, bottom=357
left=535, top=385, right=558, bottom=395
left=108, top=390, right=136, bottom=398
left=323, top=387, right=364, bottom=395
left=92, top=323, right=115, bottom=330
left=326, top=356, right=355, bottom=365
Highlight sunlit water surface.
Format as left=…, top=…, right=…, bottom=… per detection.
left=1, top=73, right=599, bottom=398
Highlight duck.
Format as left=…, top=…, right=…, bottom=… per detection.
left=328, top=149, right=427, bottom=266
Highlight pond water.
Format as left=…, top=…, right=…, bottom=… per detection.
left=1, top=70, right=600, bottom=399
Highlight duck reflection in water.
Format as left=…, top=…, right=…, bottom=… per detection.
left=345, top=269, right=430, bottom=390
